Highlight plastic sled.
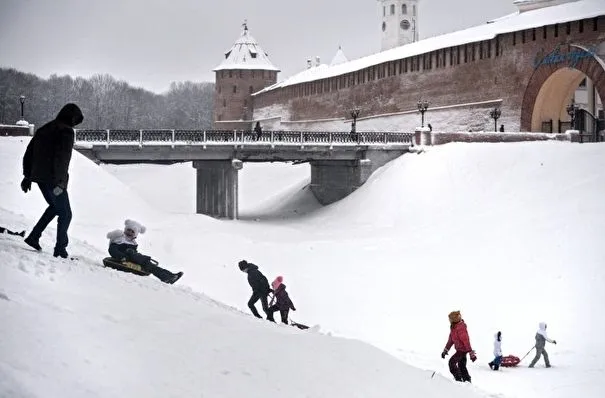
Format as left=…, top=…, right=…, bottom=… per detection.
left=501, top=355, right=521, bottom=367
left=102, top=257, right=150, bottom=276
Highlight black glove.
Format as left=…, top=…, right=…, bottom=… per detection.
left=553, top=340, right=557, bottom=345
left=441, top=350, right=448, bottom=359
left=469, top=351, right=477, bottom=362
left=21, top=178, right=31, bottom=193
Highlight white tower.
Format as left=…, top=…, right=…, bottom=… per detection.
left=377, top=0, right=419, bottom=51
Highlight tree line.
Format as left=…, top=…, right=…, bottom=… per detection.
left=0, top=68, right=215, bottom=130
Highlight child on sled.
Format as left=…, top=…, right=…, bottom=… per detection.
left=267, top=276, right=296, bottom=324
left=106, top=219, right=183, bottom=284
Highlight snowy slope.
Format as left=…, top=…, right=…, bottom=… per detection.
left=2, top=137, right=604, bottom=397
left=0, top=137, right=486, bottom=398
left=100, top=140, right=605, bottom=398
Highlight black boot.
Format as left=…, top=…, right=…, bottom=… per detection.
left=53, top=247, right=69, bottom=258
left=24, top=235, right=42, bottom=251
left=164, top=272, right=183, bottom=285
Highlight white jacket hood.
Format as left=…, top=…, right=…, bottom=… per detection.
left=537, top=322, right=548, bottom=336
left=493, top=331, right=502, bottom=356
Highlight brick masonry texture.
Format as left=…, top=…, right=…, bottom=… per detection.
left=249, top=17, right=605, bottom=133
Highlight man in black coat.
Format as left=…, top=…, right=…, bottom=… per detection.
left=21, top=103, right=84, bottom=258
left=238, top=260, right=271, bottom=319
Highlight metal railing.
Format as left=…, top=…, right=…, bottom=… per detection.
left=74, top=129, right=414, bottom=147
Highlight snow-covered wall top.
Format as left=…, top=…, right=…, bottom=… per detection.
left=256, top=0, right=603, bottom=94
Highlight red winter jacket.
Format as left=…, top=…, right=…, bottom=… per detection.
left=444, top=320, right=473, bottom=353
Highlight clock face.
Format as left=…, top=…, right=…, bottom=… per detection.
left=382, top=21, right=386, bottom=31
left=400, top=19, right=410, bottom=30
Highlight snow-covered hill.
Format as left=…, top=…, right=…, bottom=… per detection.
left=2, top=136, right=604, bottom=397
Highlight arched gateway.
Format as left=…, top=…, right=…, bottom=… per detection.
left=522, top=42, right=605, bottom=133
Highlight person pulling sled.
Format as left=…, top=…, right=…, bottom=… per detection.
left=238, top=260, right=272, bottom=320
left=528, top=322, right=557, bottom=368
left=105, top=219, right=183, bottom=284
left=267, top=276, right=296, bottom=324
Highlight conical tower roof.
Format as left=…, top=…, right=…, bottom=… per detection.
left=213, top=22, right=280, bottom=72
left=330, top=46, right=348, bottom=66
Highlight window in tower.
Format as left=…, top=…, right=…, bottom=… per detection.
left=402, top=4, right=407, bottom=14
left=390, top=4, right=395, bottom=15
left=233, top=85, right=237, bottom=93
left=413, top=5, right=416, bottom=16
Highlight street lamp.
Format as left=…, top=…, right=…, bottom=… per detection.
left=350, top=108, right=360, bottom=133
left=489, top=107, right=501, bottom=132
left=566, top=100, right=578, bottom=129
left=417, top=99, right=430, bottom=128
left=19, top=95, right=25, bottom=120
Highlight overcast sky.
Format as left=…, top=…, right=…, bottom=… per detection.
left=0, top=0, right=516, bottom=93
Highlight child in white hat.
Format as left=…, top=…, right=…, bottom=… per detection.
left=107, top=219, right=183, bottom=284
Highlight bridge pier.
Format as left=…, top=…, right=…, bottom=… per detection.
left=309, top=159, right=373, bottom=205
left=193, top=160, right=242, bottom=219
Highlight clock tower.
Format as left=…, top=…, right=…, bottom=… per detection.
left=377, top=0, right=419, bottom=51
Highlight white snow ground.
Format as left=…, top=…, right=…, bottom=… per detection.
left=1, top=136, right=604, bottom=397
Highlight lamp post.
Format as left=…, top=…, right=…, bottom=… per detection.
left=350, top=108, right=360, bottom=133
left=566, top=100, right=578, bottom=130
left=489, top=107, right=501, bottom=132
left=417, top=99, right=430, bottom=128
left=19, top=95, right=25, bottom=120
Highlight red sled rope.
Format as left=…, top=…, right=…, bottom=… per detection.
left=501, top=355, right=521, bottom=367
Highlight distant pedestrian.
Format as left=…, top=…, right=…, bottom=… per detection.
left=254, top=121, right=262, bottom=141
left=499, top=124, right=505, bottom=132
left=488, top=331, right=503, bottom=370
left=529, top=322, right=557, bottom=368
left=238, top=260, right=272, bottom=319
left=21, top=103, right=83, bottom=258
left=428, top=123, right=433, bottom=132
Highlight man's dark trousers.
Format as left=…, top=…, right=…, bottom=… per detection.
left=29, top=182, right=72, bottom=252
left=248, top=292, right=269, bottom=318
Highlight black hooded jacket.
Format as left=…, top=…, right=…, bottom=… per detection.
left=22, top=103, right=83, bottom=189
left=245, top=263, right=271, bottom=295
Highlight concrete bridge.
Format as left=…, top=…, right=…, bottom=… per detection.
left=74, top=129, right=413, bottom=219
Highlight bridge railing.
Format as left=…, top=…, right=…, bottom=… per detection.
left=74, top=129, right=414, bottom=146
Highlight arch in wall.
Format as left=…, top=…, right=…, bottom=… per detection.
left=521, top=42, right=605, bottom=132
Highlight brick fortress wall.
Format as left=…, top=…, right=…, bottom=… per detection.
left=252, top=16, right=605, bottom=133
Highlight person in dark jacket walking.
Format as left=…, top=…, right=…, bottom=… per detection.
left=442, top=310, right=477, bottom=383
left=253, top=121, right=262, bottom=141
left=107, top=219, right=183, bottom=284
left=528, top=322, right=557, bottom=368
left=267, top=276, right=296, bottom=324
left=21, top=103, right=83, bottom=258
left=238, top=259, right=271, bottom=319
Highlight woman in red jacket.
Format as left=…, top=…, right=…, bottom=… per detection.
left=441, top=311, right=477, bottom=383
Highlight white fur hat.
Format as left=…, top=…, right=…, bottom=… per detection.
left=124, top=219, right=146, bottom=237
